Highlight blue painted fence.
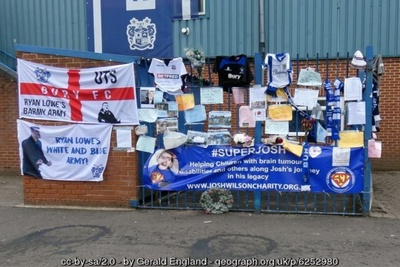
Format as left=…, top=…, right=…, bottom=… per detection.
left=136, top=47, right=374, bottom=216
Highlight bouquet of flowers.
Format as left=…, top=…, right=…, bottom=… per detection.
left=184, top=48, right=206, bottom=84
left=301, top=117, right=315, bottom=132
left=184, top=48, right=205, bottom=67
left=233, top=132, right=253, bottom=147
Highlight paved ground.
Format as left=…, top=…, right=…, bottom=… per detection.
left=1, top=173, right=400, bottom=267
left=0, top=171, right=399, bottom=218
left=370, top=171, right=400, bottom=219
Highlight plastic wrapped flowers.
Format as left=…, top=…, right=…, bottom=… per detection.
left=233, top=132, right=254, bottom=147
left=184, top=48, right=205, bottom=67
left=184, top=48, right=206, bottom=84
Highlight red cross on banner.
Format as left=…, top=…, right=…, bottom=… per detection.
left=17, top=59, right=139, bottom=125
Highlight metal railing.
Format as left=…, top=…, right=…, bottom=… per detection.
left=135, top=49, right=373, bottom=216
left=0, top=48, right=17, bottom=79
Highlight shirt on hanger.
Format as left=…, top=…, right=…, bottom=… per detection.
left=148, top=57, right=187, bottom=94
left=213, top=54, right=254, bottom=88
left=264, top=53, right=293, bottom=88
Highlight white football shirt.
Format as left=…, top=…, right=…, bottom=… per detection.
left=264, top=53, right=293, bottom=88
left=148, top=57, right=187, bottom=94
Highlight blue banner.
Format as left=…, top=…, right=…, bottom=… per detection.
left=143, top=145, right=365, bottom=193
left=87, top=0, right=173, bottom=58
left=308, top=145, right=365, bottom=193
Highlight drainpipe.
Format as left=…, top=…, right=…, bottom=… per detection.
left=337, top=0, right=340, bottom=53
left=254, top=0, right=266, bottom=214
left=259, top=0, right=265, bottom=55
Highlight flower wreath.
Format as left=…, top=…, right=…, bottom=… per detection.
left=200, top=188, right=234, bottom=214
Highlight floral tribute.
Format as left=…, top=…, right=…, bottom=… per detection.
left=184, top=48, right=205, bottom=67
left=233, top=132, right=254, bottom=147
left=301, top=117, right=315, bottom=132
left=184, top=48, right=206, bottom=84
left=200, top=188, right=234, bottom=214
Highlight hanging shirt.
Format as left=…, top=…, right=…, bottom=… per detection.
left=372, top=54, right=384, bottom=126
left=213, top=54, right=254, bottom=88
left=264, top=53, right=293, bottom=88
left=148, top=57, right=187, bottom=94
left=372, top=54, right=385, bottom=87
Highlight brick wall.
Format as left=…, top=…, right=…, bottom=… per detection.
left=1, top=52, right=139, bottom=208
left=0, top=73, right=19, bottom=174
left=0, top=52, right=399, bottom=208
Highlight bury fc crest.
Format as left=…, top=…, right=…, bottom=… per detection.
left=34, top=67, right=51, bottom=83
left=91, top=164, right=105, bottom=179
left=126, top=17, right=156, bottom=50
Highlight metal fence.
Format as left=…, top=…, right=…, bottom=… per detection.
left=136, top=49, right=374, bottom=216
left=138, top=188, right=363, bottom=215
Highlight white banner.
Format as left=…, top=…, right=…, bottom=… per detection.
left=18, top=59, right=139, bottom=125
left=17, top=120, right=112, bottom=181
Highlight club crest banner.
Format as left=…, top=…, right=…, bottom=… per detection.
left=17, top=120, right=112, bottom=181
left=17, top=59, right=139, bottom=125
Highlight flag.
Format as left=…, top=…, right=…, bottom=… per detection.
left=17, top=120, right=112, bottom=181
left=18, top=59, right=139, bottom=125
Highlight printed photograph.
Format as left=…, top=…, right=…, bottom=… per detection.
left=207, top=130, right=231, bottom=145
left=186, top=130, right=209, bottom=147
left=208, top=111, right=232, bottom=128
left=140, top=87, right=156, bottom=108
left=156, top=118, right=178, bottom=135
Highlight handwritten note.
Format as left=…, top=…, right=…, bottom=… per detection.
left=347, top=101, right=366, bottom=125
left=338, top=131, right=364, bottom=148
left=239, top=106, right=255, bottom=127
left=344, top=77, right=362, bottom=101
left=265, top=118, right=289, bottom=134
left=232, top=87, right=245, bottom=104
left=268, top=105, right=293, bottom=121
left=136, top=135, right=156, bottom=154
left=185, top=105, right=207, bottom=124
left=175, top=94, right=195, bottom=111
left=200, top=87, right=223, bottom=104
left=293, top=88, right=319, bottom=109
left=138, top=109, right=158, bottom=123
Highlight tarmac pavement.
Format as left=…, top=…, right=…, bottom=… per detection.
left=1, top=172, right=399, bottom=218
left=1, top=172, right=400, bottom=267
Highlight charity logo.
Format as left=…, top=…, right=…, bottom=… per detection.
left=34, top=67, right=51, bottom=83
left=151, top=172, right=163, bottom=183
left=326, top=167, right=355, bottom=193
left=126, top=17, right=156, bottom=51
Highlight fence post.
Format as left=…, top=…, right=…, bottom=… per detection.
left=362, top=45, right=373, bottom=214
left=254, top=52, right=263, bottom=213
